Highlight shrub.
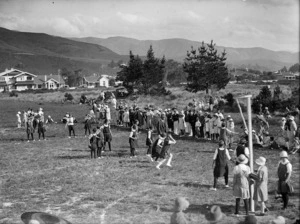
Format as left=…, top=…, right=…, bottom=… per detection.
left=222, top=93, right=234, bottom=107
left=9, top=91, right=18, bottom=97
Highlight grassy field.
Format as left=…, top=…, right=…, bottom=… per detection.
left=0, top=99, right=299, bottom=224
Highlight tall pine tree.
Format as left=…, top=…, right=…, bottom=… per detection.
left=183, top=40, right=230, bottom=93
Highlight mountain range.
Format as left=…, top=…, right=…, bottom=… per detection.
left=72, top=36, right=299, bottom=71
left=0, top=27, right=298, bottom=75
left=0, top=27, right=126, bottom=75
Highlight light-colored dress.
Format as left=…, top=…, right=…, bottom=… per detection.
left=253, top=165, right=268, bottom=202
left=233, top=164, right=250, bottom=199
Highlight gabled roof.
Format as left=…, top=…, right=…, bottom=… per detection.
left=84, top=76, right=99, bottom=83
left=0, top=68, right=37, bottom=78
left=35, top=75, right=65, bottom=84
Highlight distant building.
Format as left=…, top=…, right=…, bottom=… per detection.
left=0, top=68, right=37, bottom=92
left=83, top=74, right=111, bottom=88
left=35, top=74, right=65, bottom=89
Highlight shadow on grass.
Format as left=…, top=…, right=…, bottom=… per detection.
left=160, top=203, right=234, bottom=215
left=55, top=155, right=89, bottom=159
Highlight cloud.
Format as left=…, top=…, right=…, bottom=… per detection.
left=116, top=12, right=151, bottom=25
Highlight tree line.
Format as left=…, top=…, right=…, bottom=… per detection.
left=116, top=40, right=230, bottom=95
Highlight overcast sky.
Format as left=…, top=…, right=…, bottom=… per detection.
left=0, top=0, right=299, bottom=52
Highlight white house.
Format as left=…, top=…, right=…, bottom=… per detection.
left=35, top=74, right=66, bottom=89
left=83, top=75, right=99, bottom=88
left=0, top=68, right=37, bottom=91
left=99, top=74, right=110, bottom=87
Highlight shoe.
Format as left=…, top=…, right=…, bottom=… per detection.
left=264, top=207, right=269, bottom=213
left=44, top=139, right=46, bottom=140
left=256, top=213, right=265, bottom=216
left=156, top=166, right=161, bottom=170
left=234, top=213, right=239, bottom=217
left=98, top=157, right=102, bottom=159
left=27, top=140, right=29, bottom=142
left=229, top=149, right=234, bottom=152
left=166, top=164, right=172, bottom=167
left=129, top=156, right=132, bottom=158
left=38, top=139, right=40, bottom=141
left=275, top=195, right=282, bottom=200
left=68, top=136, right=71, bottom=139
left=209, top=187, right=217, bottom=191
left=225, top=185, right=229, bottom=188
left=134, top=155, right=137, bottom=157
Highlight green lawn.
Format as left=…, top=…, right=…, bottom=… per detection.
left=0, top=100, right=299, bottom=224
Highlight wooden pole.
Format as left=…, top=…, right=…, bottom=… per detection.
left=238, top=95, right=254, bottom=212
left=236, top=99, right=248, bottom=131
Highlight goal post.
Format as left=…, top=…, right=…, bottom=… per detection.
left=236, top=94, right=254, bottom=212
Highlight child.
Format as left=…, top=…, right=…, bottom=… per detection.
left=276, top=151, right=293, bottom=210
left=84, top=114, right=92, bottom=137
left=66, top=114, right=76, bottom=138
left=88, top=128, right=98, bottom=159
left=123, top=108, right=130, bottom=127
left=102, top=119, right=112, bottom=151
left=17, top=111, right=21, bottom=128
left=37, top=117, right=46, bottom=141
left=170, top=197, right=189, bottom=224
left=210, top=140, right=231, bottom=191
left=227, top=118, right=235, bottom=150
left=233, top=154, right=250, bottom=216
left=146, top=126, right=153, bottom=160
left=252, top=156, right=268, bottom=216
left=156, top=133, right=176, bottom=169
left=205, top=114, right=211, bottom=139
left=26, top=117, right=35, bottom=142
left=195, top=117, right=201, bottom=139
left=291, top=137, right=300, bottom=154
left=129, top=125, right=138, bottom=158
left=96, top=126, right=104, bottom=158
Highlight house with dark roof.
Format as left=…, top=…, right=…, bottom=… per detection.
left=35, top=74, right=66, bottom=89
left=0, top=68, right=37, bottom=91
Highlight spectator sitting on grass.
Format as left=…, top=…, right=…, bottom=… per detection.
left=290, top=137, right=300, bottom=155
left=205, top=205, right=225, bottom=223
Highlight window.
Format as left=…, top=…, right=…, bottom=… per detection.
left=27, top=76, right=32, bottom=80
left=50, top=83, right=54, bottom=89
left=102, top=81, right=105, bottom=86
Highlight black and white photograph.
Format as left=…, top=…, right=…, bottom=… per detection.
left=0, top=0, right=299, bottom=223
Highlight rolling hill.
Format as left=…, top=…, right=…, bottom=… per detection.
left=72, top=36, right=299, bottom=71
left=0, top=27, right=126, bottom=75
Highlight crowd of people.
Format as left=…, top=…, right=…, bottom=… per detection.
left=14, top=97, right=299, bottom=223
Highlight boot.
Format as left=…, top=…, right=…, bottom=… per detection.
left=235, top=198, right=240, bottom=215
left=244, top=199, right=249, bottom=215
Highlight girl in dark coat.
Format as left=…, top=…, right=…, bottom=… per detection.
left=102, top=119, right=112, bottom=151
left=89, top=128, right=98, bottom=159
left=129, top=125, right=139, bottom=157
left=26, top=117, right=35, bottom=142
left=146, top=126, right=153, bottom=160
left=37, top=118, right=46, bottom=140
left=84, top=114, right=92, bottom=136
left=96, top=126, right=104, bottom=158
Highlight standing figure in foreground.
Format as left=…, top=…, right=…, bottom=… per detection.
left=37, top=116, right=46, bottom=141
left=210, top=140, right=231, bottom=191
left=66, top=114, right=76, bottom=138
left=129, top=124, right=138, bottom=158
left=232, top=154, right=250, bottom=216
left=102, top=119, right=112, bottom=151
left=146, top=126, right=154, bottom=160
left=156, top=133, right=176, bottom=169
left=17, top=111, right=21, bottom=128
left=253, top=156, right=268, bottom=216
left=276, top=151, right=293, bottom=210
left=26, top=117, right=35, bottom=142
left=88, top=128, right=98, bottom=159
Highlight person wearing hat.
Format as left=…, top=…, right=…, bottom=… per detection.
left=17, top=111, right=22, bottom=128
left=232, top=154, right=251, bottom=216
left=276, top=151, right=293, bottom=210
left=38, top=107, right=44, bottom=123
left=284, top=116, right=297, bottom=151
left=226, top=118, right=235, bottom=150
left=26, top=115, right=35, bottom=142
left=234, top=139, right=250, bottom=164
left=172, top=109, right=179, bottom=135
left=154, top=133, right=176, bottom=169
left=178, top=110, right=186, bottom=137
left=170, top=197, right=189, bottom=224
left=123, top=107, right=130, bottom=128
left=66, top=114, right=76, bottom=138
left=252, top=156, right=268, bottom=216
left=205, top=205, right=225, bottom=223
left=37, top=116, right=46, bottom=141
left=102, top=119, right=112, bottom=151
left=290, top=136, right=300, bottom=155
left=210, top=140, right=232, bottom=191
left=270, top=216, right=286, bottom=224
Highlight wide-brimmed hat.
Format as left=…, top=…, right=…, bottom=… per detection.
left=271, top=216, right=285, bottom=224
left=289, top=116, right=294, bottom=121
left=237, top=154, right=248, bottom=164
left=255, top=156, right=266, bottom=166
left=280, top=151, right=288, bottom=158
left=281, top=117, right=286, bottom=121
left=21, top=212, right=72, bottom=224
left=18, top=111, right=21, bottom=114
left=227, top=115, right=231, bottom=118
left=205, top=205, right=224, bottom=223
left=174, top=197, right=189, bottom=212
left=229, top=118, right=233, bottom=121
